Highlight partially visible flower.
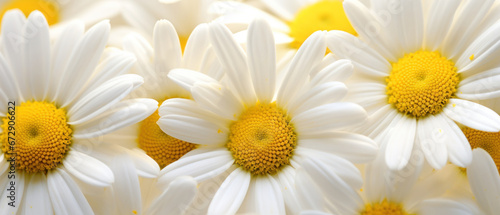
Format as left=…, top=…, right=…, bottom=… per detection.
left=0, top=10, right=157, bottom=214
left=467, top=148, right=500, bottom=215
left=328, top=0, right=500, bottom=171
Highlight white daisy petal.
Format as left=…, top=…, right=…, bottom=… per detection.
left=299, top=131, right=378, bottom=163
left=295, top=167, right=324, bottom=211
left=457, top=21, right=500, bottom=78
left=278, top=31, right=326, bottom=108
left=458, top=68, right=500, bottom=100
left=385, top=116, right=417, bottom=170
left=109, top=153, right=142, bottom=215
left=297, top=148, right=363, bottom=190
left=416, top=115, right=448, bottom=169
left=467, top=148, right=500, bottom=215
left=23, top=173, right=52, bottom=215
left=73, top=98, right=157, bottom=139
left=346, top=82, right=387, bottom=113
left=399, top=0, right=424, bottom=53
left=292, top=102, right=367, bottom=135
left=183, top=23, right=210, bottom=70
left=288, top=82, right=348, bottom=117
left=57, top=20, right=110, bottom=107
left=153, top=20, right=182, bottom=74
left=146, top=176, right=197, bottom=215
left=47, top=169, right=93, bottom=215
left=300, top=157, right=363, bottom=215
left=0, top=172, right=24, bottom=215
left=439, top=114, right=472, bottom=167
left=275, top=166, right=300, bottom=213
left=158, top=148, right=233, bottom=186
left=418, top=199, right=474, bottom=215
left=123, top=33, right=154, bottom=78
left=209, top=22, right=255, bottom=104
left=444, top=99, right=500, bottom=132
left=258, top=0, right=301, bottom=21
left=308, top=59, right=353, bottom=87
left=247, top=18, right=276, bottom=103
left=63, top=150, right=114, bottom=187
left=424, top=0, right=460, bottom=51
left=0, top=54, right=19, bottom=115
left=254, top=176, right=286, bottom=215
left=158, top=99, right=229, bottom=145
left=441, top=0, right=495, bottom=60
left=168, top=68, right=219, bottom=92
left=1, top=10, right=26, bottom=100
left=127, top=148, right=160, bottom=178
left=49, top=22, right=85, bottom=102
left=24, top=11, right=50, bottom=101
left=192, top=82, right=244, bottom=120
left=67, top=74, right=143, bottom=125
left=78, top=50, right=137, bottom=97
left=209, top=1, right=289, bottom=33
left=327, top=31, right=391, bottom=79
left=208, top=168, right=251, bottom=215
left=342, top=0, right=396, bottom=61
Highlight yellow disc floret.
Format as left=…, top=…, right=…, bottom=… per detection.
left=138, top=108, right=197, bottom=169
left=289, top=0, right=357, bottom=49
left=1, top=101, right=72, bottom=173
left=462, top=128, right=500, bottom=174
left=386, top=51, right=459, bottom=118
left=361, top=199, right=411, bottom=215
left=1, top=0, right=60, bottom=25
left=227, top=102, right=297, bottom=175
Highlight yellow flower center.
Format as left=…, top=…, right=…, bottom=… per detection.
left=288, top=0, right=356, bottom=49
left=361, top=199, right=412, bottom=215
left=179, top=35, right=188, bottom=54
left=386, top=51, right=459, bottom=118
left=1, top=101, right=72, bottom=173
left=138, top=102, right=197, bottom=169
left=227, top=103, right=297, bottom=175
left=462, top=127, right=500, bottom=174
left=1, top=0, right=60, bottom=25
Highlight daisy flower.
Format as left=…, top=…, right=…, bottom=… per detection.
left=327, top=0, right=500, bottom=170
left=301, top=145, right=474, bottom=214
left=93, top=19, right=221, bottom=214
left=467, top=148, right=500, bottom=215
left=209, top=0, right=363, bottom=53
left=157, top=19, right=378, bottom=214
left=0, top=10, right=157, bottom=214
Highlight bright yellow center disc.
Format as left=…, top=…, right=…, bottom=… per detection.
left=462, top=128, right=500, bottom=174
left=138, top=106, right=197, bottom=169
left=227, top=103, right=297, bottom=175
left=1, top=0, right=60, bottom=25
left=386, top=51, right=459, bottom=118
left=361, top=199, right=411, bottom=215
left=1, top=101, right=72, bottom=173
left=288, top=0, right=357, bottom=49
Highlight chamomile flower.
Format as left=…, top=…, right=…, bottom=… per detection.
left=209, top=0, right=360, bottom=58
left=0, top=10, right=157, bottom=214
left=467, top=148, right=500, bottom=215
left=327, top=0, right=500, bottom=170
left=301, top=145, right=474, bottom=215
left=95, top=19, right=222, bottom=214
left=157, top=19, right=378, bottom=214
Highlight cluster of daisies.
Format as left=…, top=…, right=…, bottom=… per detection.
left=1, top=0, right=500, bottom=214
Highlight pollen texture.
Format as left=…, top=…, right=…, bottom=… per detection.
left=1, top=0, right=60, bottom=25
left=138, top=109, right=197, bottom=169
left=1, top=101, right=72, bottom=173
left=462, top=127, right=500, bottom=174
left=288, top=0, right=357, bottom=49
left=227, top=103, right=297, bottom=175
left=386, top=51, right=459, bottom=118
left=361, top=199, right=410, bottom=215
